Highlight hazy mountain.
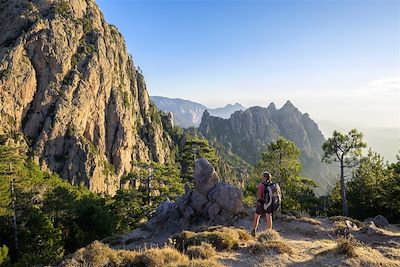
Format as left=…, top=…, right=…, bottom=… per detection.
left=151, top=96, right=245, bottom=128
left=199, top=101, right=336, bottom=194
left=0, top=0, right=174, bottom=194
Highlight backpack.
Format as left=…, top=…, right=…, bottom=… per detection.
left=262, top=182, right=281, bottom=213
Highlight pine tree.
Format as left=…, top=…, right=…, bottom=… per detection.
left=322, top=129, right=366, bottom=216
left=178, top=138, right=219, bottom=184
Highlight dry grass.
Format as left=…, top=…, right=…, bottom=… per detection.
left=249, top=230, right=292, bottom=256
left=60, top=241, right=139, bottom=267
left=346, top=245, right=400, bottom=267
left=134, top=246, right=189, bottom=267
left=336, top=238, right=358, bottom=257
left=249, top=241, right=293, bottom=255
left=186, top=243, right=216, bottom=259
left=173, top=226, right=253, bottom=251
left=180, top=258, right=226, bottom=267
left=59, top=241, right=225, bottom=267
left=257, top=229, right=281, bottom=243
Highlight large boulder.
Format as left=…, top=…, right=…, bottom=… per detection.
left=208, top=183, right=244, bottom=215
left=194, top=158, right=219, bottom=196
left=145, top=200, right=179, bottom=231
left=190, top=190, right=209, bottom=213
left=208, top=202, right=222, bottom=219
left=138, top=158, right=245, bottom=240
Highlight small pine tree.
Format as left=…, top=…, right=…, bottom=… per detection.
left=18, top=208, right=64, bottom=264
left=178, top=138, right=219, bottom=184
left=322, top=129, right=366, bottom=216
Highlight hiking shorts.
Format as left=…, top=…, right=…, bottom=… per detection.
left=256, top=199, right=272, bottom=215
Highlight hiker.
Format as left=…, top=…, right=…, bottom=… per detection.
left=251, top=171, right=281, bottom=237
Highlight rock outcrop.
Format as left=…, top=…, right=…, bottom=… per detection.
left=134, top=158, right=245, bottom=241
left=199, top=101, right=336, bottom=194
left=0, top=0, right=173, bottom=194
left=364, top=215, right=390, bottom=229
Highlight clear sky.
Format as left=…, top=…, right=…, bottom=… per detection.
left=96, top=0, right=399, bottom=129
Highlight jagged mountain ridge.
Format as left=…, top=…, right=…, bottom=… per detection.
left=151, top=96, right=245, bottom=128
left=199, top=101, right=336, bottom=194
left=0, top=0, right=174, bottom=194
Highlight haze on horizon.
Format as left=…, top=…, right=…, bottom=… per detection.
left=97, top=0, right=399, bottom=130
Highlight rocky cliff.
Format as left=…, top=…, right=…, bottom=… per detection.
left=0, top=0, right=173, bottom=194
left=199, top=101, right=336, bottom=194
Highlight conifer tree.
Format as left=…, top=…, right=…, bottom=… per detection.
left=322, top=129, right=366, bottom=216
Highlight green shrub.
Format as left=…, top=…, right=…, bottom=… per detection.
left=55, top=1, right=70, bottom=17
left=0, top=245, right=8, bottom=266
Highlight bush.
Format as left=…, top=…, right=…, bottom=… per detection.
left=134, top=247, right=188, bottom=267
left=60, top=241, right=138, bottom=267
left=186, top=243, right=216, bottom=259
left=336, top=238, right=359, bottom=257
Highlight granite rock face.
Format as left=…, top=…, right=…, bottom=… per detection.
left=144, top=158, right=245, bottom=233
left=0, top=0, right=173, bottom=194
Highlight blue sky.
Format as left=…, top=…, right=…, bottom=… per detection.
left=97, top=0, right=399, bottom=129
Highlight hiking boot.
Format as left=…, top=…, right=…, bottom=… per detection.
left=251, top=229, right=256, bottom=237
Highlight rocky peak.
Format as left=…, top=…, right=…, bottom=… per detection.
left=0, top=0, right=173, bottom=194
left=267, top=102, right=277, bottom=112
left=280, top=100, right=299, bottom=113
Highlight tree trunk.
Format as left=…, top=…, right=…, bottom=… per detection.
left=340, top=162, right=349, bottom=216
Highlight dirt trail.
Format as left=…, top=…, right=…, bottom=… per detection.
left=216, top=214, right=400, bottom=267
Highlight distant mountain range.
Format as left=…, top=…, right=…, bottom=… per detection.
left=151, top=96, right=245, bottom=128
left=152, top=96, right=336, bottom=194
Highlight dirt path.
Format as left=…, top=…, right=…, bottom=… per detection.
left=219, top=214, right=400, bottom=267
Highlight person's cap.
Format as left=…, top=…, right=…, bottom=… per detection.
left=262, top=172, right=271, bottom=181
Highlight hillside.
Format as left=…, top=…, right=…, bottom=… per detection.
left=151, top=96, right=245, bottom=128
left=199, top=101, right=336, bottom=194
left=0, top=0, right=174, bottom=194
